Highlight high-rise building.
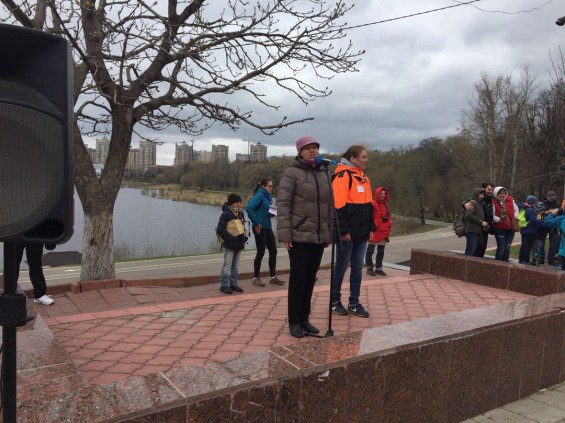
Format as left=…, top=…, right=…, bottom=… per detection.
left=139, top=140, right=157, bottom=169
left=126, top=148, right=140, bottom=172
left=211, top=144, right=229, bottom=162
left=87, top=147, right=96, bottom=164
left=250, top=142, right=267, bottom=162
left=174, top=142, right=193, bottom=165
left=95, top=138, right=110, bottom=164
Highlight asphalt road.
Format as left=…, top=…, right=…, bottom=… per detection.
left=14, top=223, right=468, bottom=291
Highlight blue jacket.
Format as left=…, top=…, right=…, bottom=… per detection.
left=246, top=187, right=273, bottom=230
left=519, top=205, right=543, bottom=235
left=543, top=214, right=565, bottom=257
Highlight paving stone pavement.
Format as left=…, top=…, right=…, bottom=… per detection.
left=27, top=266, right=565, bottom=421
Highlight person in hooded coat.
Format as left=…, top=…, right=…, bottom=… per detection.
left=365, top=187, right=392, bottom=276
left=464, top=188, right=489, bottom=257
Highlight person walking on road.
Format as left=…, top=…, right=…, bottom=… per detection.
left=277, top=136, right=333, bottom=338
left=246, top=178, right=285, bottom=287
left=331, top=145, right=375, bottom=318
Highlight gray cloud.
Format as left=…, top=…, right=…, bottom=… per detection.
left=125, top=0, right=565, bottom=163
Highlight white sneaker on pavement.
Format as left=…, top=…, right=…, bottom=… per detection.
left=33, top=295, right=54, bottom=305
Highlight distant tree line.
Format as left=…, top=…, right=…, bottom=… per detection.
left=142, top=64, right=565, bottom=224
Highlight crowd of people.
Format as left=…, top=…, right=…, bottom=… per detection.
left=463, top=184, right=564, bottom=269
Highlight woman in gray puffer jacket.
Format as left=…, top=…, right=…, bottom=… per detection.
left=277, top=136, right=333, bottom=338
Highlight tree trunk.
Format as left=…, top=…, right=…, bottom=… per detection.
left=72, top=107, right=133, bottom=281
left=81, top=209, right=115, bottom=280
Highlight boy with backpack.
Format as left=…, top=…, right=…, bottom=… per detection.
left=217, top=193, right=248, bottom=294
left=518, top=195, right=543, bottom=265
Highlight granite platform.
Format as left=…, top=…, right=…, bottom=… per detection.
left=6, top=252, right=565, bottom=422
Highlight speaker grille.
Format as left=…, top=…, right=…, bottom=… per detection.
left=0, top=103, right=64, bottom=238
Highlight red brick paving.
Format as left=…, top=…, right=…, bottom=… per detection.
left=35, top=268, right=533, bottom=386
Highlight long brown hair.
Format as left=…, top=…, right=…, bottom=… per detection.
left=342, top=145, right=367, bottom=161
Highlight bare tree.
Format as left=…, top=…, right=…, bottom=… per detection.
left=1, top=0, right=362, bottom=280
left=462, top=69, right=536, bottom=189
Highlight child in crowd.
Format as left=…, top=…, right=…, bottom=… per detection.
left=217, top=193, right=248, bottom=294
left=366, top=187, right=392, bottom=276
left=518, top=195, right=543, bottom=265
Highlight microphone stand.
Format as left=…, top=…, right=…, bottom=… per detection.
left=304, top=163, right=341, bottom=339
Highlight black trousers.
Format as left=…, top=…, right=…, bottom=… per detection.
left=475, top=232, right=489, bottom=258
left=15, top=242, right=47, bottom=299
left=287, top=242, right=324, bottom=325
left=253, top=227, right=277, bottom=277
left=519, top=233, right=536, bottom=263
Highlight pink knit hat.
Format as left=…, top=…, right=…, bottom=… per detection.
left=295, top=136, right=320, bottom=153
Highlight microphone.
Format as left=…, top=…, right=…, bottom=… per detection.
left=315, top=156, right=337, bottom=166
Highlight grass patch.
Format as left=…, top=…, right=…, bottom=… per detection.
left=390, top=216, right=444, bottom=236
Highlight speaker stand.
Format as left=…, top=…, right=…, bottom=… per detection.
left=1, top=242, right=31, bottom=423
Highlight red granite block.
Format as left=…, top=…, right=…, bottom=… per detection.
left=104, top=279, right=122, bottom=289
left=446, top=336, right=477, bottom=422
left=508, top=266, right=558, bottom=296
left=520, top=319, right=546, bottom=397
left=466, top=257, right=510, bottom=290
left=123, top=406, right=187, bottom=422
left=429, top=252, right=466, bottom=281
left=382, top=348, right=421, bottom=421
left=410, top=249, right=431, bottom=274
left=81, top=280, right=105, bottom=292
left=301, top=366, right=347, bottom=422
left=344, top=356, right=385, bottom=421
left=469, top=329, right=502, bottom=416
left=188, top=394, right=240, bottom=422
left=541, top=313, right=565, bottom=389
left=497, top=323, right=526, bottom=406
left=245, top=383, right=278, bottom=422
left=123, top=279, right=155, bottom=287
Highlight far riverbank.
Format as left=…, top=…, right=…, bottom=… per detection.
left=123, top=182, right=441, bottom=237
left=123, top=182, right=243, bottom=206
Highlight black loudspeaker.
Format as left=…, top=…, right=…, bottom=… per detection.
left=0, top=24, right=74, bottom=243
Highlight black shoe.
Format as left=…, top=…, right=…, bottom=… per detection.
left=367, top=268, right=376, bottom=276
left=230, top=285, right=244, bottom=293
left=301, top=321, right=320, bottom=334
left=331, top=301, right=348, bottom=315
left=289, top=324, right=304, bottom=338
left=548, top=260, right=555, bottom=265
left=375, top=269, right=387, bottom=276
left=347, top=303, right=369, bottom=318
left=220, top=286, right=233, bottom=294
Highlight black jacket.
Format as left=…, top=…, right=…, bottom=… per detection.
left=217, top=203, right=247, bottom=252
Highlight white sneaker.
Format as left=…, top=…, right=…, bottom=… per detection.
left=33, top=295, right=54, bottom=305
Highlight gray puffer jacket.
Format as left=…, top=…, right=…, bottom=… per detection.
left=277, top=157, right=333, bottom=244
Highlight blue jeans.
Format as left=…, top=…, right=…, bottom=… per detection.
left=464, top=232, right=481, bottom=256
left=494, top=229, right=514, bottom=261
left=331, top=240, right=367, bottom=306
left=220, top=248, right=241, bottom=287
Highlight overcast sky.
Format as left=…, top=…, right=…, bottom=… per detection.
left=88, top=0, right=565, bottom=164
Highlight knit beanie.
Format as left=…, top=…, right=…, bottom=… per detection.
left=547, top=191, right=557, bottom=200
left=295, top=136, right=320, bottom=154
left=526, top=195, right=537, bottom=205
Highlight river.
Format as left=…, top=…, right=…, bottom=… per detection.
left=0, top=187, right=262, bottom=269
